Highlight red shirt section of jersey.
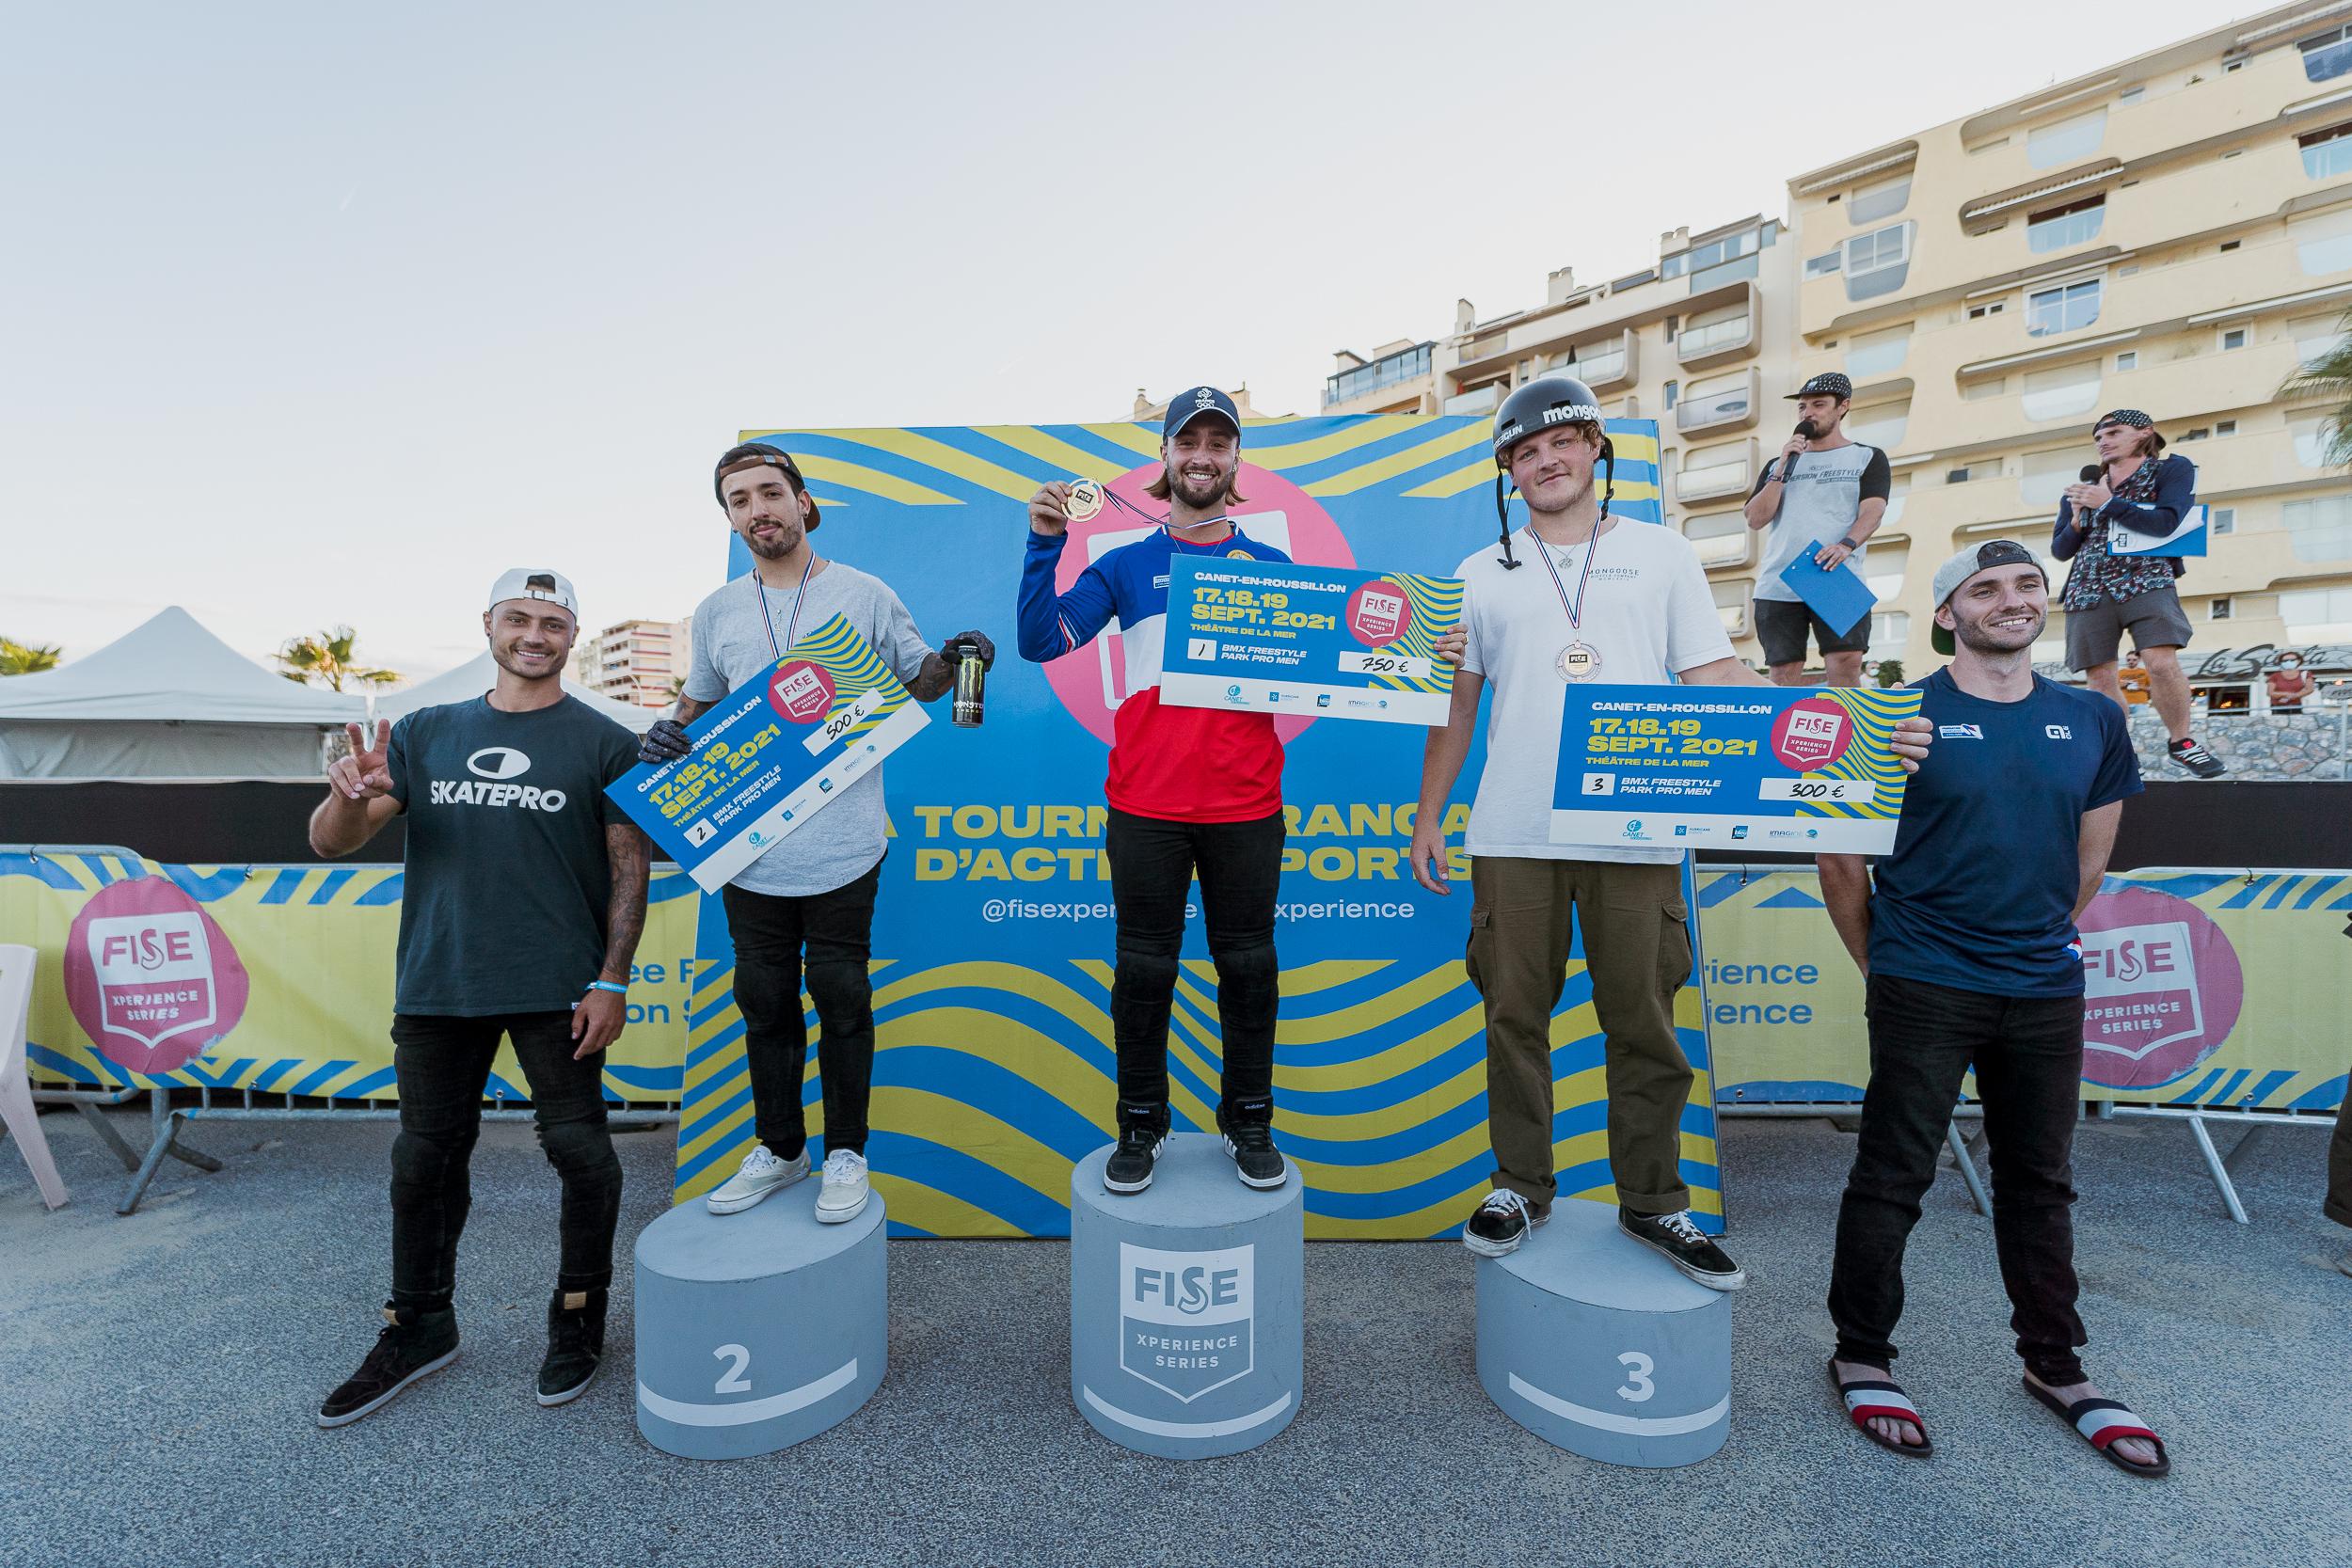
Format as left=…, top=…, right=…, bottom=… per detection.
left=1104, top=688, right=1284, bottom=823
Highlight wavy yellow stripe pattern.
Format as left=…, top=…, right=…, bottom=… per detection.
left=1798, top=687, right=1924, bottom=822
left=672, top=956, right=1720, bottom=1236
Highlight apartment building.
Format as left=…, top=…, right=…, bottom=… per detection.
left=576, top=618, right=691, bottom=709
left=1327, top=215, right=1805, bottom=650
left=1327, top=2, right=2352, bottom=694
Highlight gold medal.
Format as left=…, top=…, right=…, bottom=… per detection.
left=1065, top=478, right=1105, bottom=523
left=1557, top=641, right=1601, bottom=682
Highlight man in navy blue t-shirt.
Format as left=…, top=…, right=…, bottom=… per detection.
left=1815, top=540, right=2171, bottom=1479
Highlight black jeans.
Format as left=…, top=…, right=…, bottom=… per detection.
left=1828, top=973, right=2090, bottom=1384
left=389, top=1011, right=623, bottom=1314
left=723, top=862, right=882, bottom=1162
left=1104, top=807, right=1283, bottom=1132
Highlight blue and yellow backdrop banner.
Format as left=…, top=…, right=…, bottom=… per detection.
left=675, top=415, right=1720, bottom=1238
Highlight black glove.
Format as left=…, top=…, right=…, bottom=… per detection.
left=942, top=630, right=996, bottom=670
left=639, top=718, right=692, bottom=765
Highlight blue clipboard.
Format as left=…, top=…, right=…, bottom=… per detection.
left=1777, top=545, right=1878, bottom=636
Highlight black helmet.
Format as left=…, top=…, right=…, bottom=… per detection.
left=1491, top=376, right=1605, bottom=467
left=1486, top=375, right=1613, bottom=569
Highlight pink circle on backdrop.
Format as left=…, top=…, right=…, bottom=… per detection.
left=768, top=659, right=837, bottom=724
left=1344, top=579, right=1414, bottom=648
left=1039, top=461, right=1356, bottom=748
left=62, top=875, right=250, bottom=1076
left=2075, top=886, right=2243, bottom=1089
left=1769, top=698, right=1854, bottom=772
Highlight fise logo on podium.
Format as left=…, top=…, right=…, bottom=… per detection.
left=1119, top=1242, right=1253, bottom=1402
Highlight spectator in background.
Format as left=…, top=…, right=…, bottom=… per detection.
left=2266, top=651, right=2317, bottom=714
left=2117, top=650, right=2152, bottom=707
left=2053, top=410, right=2224, bottom=778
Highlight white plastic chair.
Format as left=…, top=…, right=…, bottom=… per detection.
left=0, top=943, right=70, bottom=1209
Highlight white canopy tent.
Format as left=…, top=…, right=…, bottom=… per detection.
left=373, top=652, right=662, bottom=735
left=0, top=607, right=363, bottom=779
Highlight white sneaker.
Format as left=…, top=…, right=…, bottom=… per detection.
left=705, top=1145, right=808, bottom=1215
left=815, top=1148, right=870, bottom=1224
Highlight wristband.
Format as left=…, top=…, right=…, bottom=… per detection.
left=1836, top=537, right=1861, bottom=552
left=585, top=981, right=628, bottom=996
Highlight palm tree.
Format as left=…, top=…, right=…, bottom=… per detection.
left=2280, top=304, right=2352, bottom=467
left=274, top=626, right=401, bottom=691
left=0, top=636, right=63, bottom=675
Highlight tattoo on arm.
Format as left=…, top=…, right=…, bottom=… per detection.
left=600, top=823, right=650, bottom=981
left=674, top=695, right=716, bottom=724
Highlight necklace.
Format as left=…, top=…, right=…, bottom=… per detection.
left=752, top=554, right=816, bottom=662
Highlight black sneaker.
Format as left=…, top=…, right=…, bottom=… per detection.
left=2166, top=737, right=2225, bottom=778
left=1462, top=1189, right=1549, bottom=1258
left=1221, top=1121, right=1289, bottom=1189
left=1619, top=1208, right=1747, bottom=1291
left=318, top=1303, right=459, bottom=1427
left=1103, top=1124, right=1167, bottom=1195
left=538, top=1287, right=608, bottom=1407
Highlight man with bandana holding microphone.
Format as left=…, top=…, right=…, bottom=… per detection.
left=1406, top=376, right=1931, bottom=1282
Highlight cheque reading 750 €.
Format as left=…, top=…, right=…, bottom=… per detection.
left=1156, top=556, right=1464, bottom=727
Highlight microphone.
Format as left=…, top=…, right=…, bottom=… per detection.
left=2075, top=463, right=2102, bottom=531
left=1782, top=420, right=1812, bottom=484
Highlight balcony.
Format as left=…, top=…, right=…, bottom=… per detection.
left=1683, top=512, right=1754, bottom=568
left=1676, top=367, right=1759, bottom=436
left=1442, top=384, right=1502, bottom=417
left=1555, top=328, right=1636, bottom=392
left=1677, top=284, right=1760, bottom=372
left=1325, top=342, right=1435, bottom=409
left=1676, top=437, right=1759, bottom=504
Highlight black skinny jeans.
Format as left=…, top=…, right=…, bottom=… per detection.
left=722, top=862, right=882, bottom=1162
left=1105, top=807, right=1283, bottom=1132
left=1828, top=973, right=2090, bottom=1385
left=389, top=1011, right=623, bottom=1314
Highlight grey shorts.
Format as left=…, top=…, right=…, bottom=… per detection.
left=2064, top=586, right=2192, bottom=671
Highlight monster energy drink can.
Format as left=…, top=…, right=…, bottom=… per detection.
left=946, top=637, right=986, bottom=728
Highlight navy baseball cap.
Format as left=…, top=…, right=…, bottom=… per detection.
left=1164, top=385, right=1242, bottom=442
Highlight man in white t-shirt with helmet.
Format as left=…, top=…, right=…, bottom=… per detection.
left=1407, top=377, right=1929, bottom=1286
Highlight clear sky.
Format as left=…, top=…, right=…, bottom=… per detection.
left=2, top=0, right=2239, bottom=677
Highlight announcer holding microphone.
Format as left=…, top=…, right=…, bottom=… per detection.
left=2053, top=409, right=2223, bottom=777
left=1743, top=372, right=1891, bottom=689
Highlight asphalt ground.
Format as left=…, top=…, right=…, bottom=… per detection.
left=3, top=1109, right=2347, bottom=1568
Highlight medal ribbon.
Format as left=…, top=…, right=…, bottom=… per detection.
left=753, top=554, right=816, bottom=663
left=1098, top=485, right=1232, bottom=537
left=1531, top=525, right=1602, bottom=631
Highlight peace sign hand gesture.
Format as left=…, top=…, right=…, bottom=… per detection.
left=329, top=720, right=395, bottom=800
